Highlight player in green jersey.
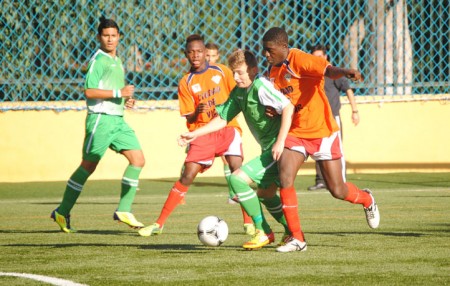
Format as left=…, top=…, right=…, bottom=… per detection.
left=51, top=18, right=145, bottom=233
left=179, top=49, right=294, bottom=250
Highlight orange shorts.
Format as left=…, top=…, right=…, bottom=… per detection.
left=284, top=131, right=342, bottom=161
left=185, top=127, right=243, bottom=170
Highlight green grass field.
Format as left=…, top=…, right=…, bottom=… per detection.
left=0, top=173, right=449, bottom=285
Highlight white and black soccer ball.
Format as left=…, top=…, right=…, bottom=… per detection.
left=197, top=215, right=228, bottom=247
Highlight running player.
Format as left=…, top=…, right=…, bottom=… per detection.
left=51, top=18, right=145, bottom=233
left=262, top=27, right=380, bottom=253
left=308, top=44, right=360, bottom=191
left=205, top=42, right=254, bottom=231
left=179, top=49, right=294, bottom=250
left=138, top=34, right=245, bottom=237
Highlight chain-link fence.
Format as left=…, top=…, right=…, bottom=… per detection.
left=1, top=0, right=448, bottom=111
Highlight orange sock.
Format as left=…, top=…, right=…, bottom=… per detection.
left=156, top=181, right=189, bottom=226
left=280, top=187, right=305, bottom=241
left=241, top=207, right=252, bottom=224
left=344, top=182, right=372, bottom=208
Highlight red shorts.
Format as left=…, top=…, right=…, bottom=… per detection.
left=284, top=131, right=342, bottom=160
left=185, top=127, right=243, bottom=171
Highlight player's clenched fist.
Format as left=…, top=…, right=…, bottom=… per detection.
left=177, top=132, right=196, bottom=146
left=345, top=69, right=363, bottom=82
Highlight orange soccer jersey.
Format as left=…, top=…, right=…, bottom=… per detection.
left=267, top=48, right=339, bottom=139
left=178, top=63, right=241, bottom=133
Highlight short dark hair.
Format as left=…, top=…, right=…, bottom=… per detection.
left=97, top=17, right=120, bottom=35
left=262, top=27, right=288, bottom=45
left=186, top=34, right=204, bottom=48
left=205, top=42, right=219, bottom=51
left=311, top=44, right=327, bottom=54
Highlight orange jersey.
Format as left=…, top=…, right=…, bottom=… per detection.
left=178, top=63, right=241, bottom=133
left=267, top=48, right=339, bottom=138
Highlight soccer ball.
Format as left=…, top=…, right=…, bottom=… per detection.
left=197, top=216, right=228, bottom=247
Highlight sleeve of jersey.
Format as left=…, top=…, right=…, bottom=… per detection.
left=256, top=77, right=291, bottom=114
left=292, top=50, right=330, bottom=78
left=85, top=58, right=104, bottom=89
left=215, top=91, right=241, bottom=122
left=178, top=77, right=195, bottom=117
left=223, top=65, right=237, bottom=91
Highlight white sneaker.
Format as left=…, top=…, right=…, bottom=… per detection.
left=363, top=189, right=380, bottom=229
left=276, top=236, right=307, bottom=253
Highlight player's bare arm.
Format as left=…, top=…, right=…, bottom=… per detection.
left=271, top=103, right=294, bottom=161
left=325, top=66, right=363, bottom=82
left=178, top=116, right=228, bottom=146
left=84, top=85, right=135, bottom=99
left=185, top=102, right=209, bottom=124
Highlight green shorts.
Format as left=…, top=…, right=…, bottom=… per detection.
left=241, top=149, right=279, bottom=189
left=82, top=113, right=141, bottom=162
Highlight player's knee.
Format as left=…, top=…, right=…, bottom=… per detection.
left=180, top=172, right=196, bottom=186
left=226, top=156, right=243, bottom=172
left=328, top=184, right=346, bottom=200
left=135, top=157, right=145, bottom=168
left=279, top=174, right=295, bottom=188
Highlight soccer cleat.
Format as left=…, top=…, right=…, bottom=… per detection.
left=277, top=232, right=291, bottom=246
left=307, top=182, right=327, bottom=191
left=363, top=189, right=380, bottom=229
left=113, top=211, right=144, bottom=229
left=138, top=223, right=164, bottom=237
left=243, top=223, right=256, bottom=235
left=50, top=208, right=76, bottom=233
left=242, top=229, right=275, bottom=250
left=276, top=236, right=307, bottom=253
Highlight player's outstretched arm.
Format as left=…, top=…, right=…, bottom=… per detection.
left=178, top=116, right=228, bottom=146
left=325, top=66, right=363, bottom=82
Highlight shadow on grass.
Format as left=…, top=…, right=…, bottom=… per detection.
left=30, top=202, right=149, bottom=205
left=138, top=244, right=241, bottom=251
left=0, top=229, right=136, bottom=235
left=1, top=241, right=242, bottom=252
left=348, top=174, right=450, bottom=188
left=398, top=195, right=450, bottom=198
left=310, top=231, right=426, bottom=237
left=145, top=178, right=227, bottom=188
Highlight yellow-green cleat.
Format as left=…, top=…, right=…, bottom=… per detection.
left=113, top=211, right=144, bottom=229
left=243, top=223, right=256, bottom=236
left=242, top=229, right=274, bottom=250
left=50, top=208, right=77, bottom=233
left=138, top=223, right=164, bottom=237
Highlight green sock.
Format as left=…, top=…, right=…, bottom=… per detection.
left=58, top=166, right=90, bottom=216
left=229, top=174, right=271, bottom=234
left=260, top=195, right=289, bottom=234
left=223, top=164, right=235, bottom=200
left=117, top=165, right=142, bottom=212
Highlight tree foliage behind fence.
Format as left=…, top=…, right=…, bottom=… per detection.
left=0, top=0, right=448, bottom=111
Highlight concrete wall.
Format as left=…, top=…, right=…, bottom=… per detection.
left=1, top=99, right=449, bottom=182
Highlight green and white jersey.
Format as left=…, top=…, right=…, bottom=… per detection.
left=216, top=75, right=291, bottom=151
left=85, top=49, right=125, bottom=116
